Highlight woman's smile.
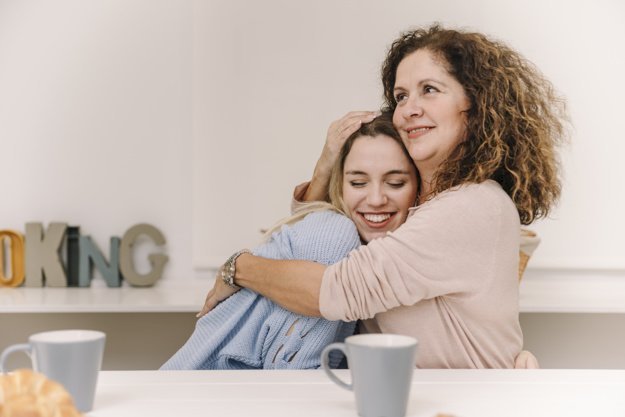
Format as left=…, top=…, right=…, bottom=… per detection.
left=359, top=211, right=396, bottom=228
left=405, top=125, right=435, bottom=139
left=342, top=134, right=418, bottom=243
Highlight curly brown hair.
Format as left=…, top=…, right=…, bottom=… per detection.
left=381, top=24, right=568, bottom=224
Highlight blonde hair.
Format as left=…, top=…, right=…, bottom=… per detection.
left=381, top=24, right=569, bottom=224
left=328, top=111, right=415, bottom=215
left=263, top=113, right=414, bottom=238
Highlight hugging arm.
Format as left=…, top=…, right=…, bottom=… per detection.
left=200, top=184, right=470, bottom=319
left=198, top=256, right=326, bottom=318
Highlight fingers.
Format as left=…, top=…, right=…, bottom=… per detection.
left=514, top=350, right=540, bottom=369
left=329, top=111, right=381, bottom=133
left=334, top=117, right=364, bottom=141
left=525, top=355, right=540, bottom=369
left=304, top=109, right=383, bottom=202
left=196, top=271, right=241, bottom=318
left=329, top=111, right=381, bottom=140
left=338, top=110, right=382, bottom=122
left=323, top=110, right=382, bottom=162
left=196, top=289, right=215, bottom=318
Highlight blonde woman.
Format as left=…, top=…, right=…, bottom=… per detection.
left=162, top=114, right=418, bottom=369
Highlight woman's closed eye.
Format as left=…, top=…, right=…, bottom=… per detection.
left=349, top=180, right=367, bottom=188
left=387, top=181, right=406, bottom=189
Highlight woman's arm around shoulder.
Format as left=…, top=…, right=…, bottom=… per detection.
left=320, top=180, right=520, bottom=321
left=198, top=210, right=360, bottom=318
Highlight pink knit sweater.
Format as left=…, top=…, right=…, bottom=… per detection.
left=317, top=180, right=523, bottom=368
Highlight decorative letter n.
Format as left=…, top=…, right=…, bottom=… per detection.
left=78, top=236, right=122, bottom=288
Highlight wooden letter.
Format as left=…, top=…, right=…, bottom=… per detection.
left=66, top=226, right=81, bottom=287
left=0, top=230, right=25, bottom=287
left=78, top=236, right=122, bottom=288
left=24, top=222, right=68, bottom=287
left=119, top=224, right=168, bottom=287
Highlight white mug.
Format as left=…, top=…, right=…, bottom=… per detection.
left=322, top=334, right=418, bottom=417
left=0, top=329, right=106, bottom=412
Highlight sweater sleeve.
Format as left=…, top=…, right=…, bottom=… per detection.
left=161, top=209, right=360, bottom=371
left=260, top=210, right=361, bottom=369
left=275, top=209, right=361, bottom=265
left=320, top=182, right=519, bottom=321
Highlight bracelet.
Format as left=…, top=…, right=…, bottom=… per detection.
left=221, top=249, right=252, bottom=289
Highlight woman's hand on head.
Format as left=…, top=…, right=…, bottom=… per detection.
left=196, top=268, right=240, bottom=318
left=304, top=110, right=380, bottom=202
left=322, top=110, right=380, bottom=167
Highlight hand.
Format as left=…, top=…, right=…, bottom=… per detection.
left=320, top=110, right=381, bottom=169
left=304, top=110, right=380, bottom=202
left=514, top=350, right=540, bottom=369
left=196, top=267, right=240, bottom=318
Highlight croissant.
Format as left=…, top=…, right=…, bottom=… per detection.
left=0, top=369, right=82, bottom=417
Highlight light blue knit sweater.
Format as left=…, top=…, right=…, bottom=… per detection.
left=160, top=210, right=361, bottom=370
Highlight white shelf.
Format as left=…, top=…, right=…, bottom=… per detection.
left=0, top=282, right=208, bottom=313
left=519, top=268, right=625, bottom=313
left=1, top=270, right=624, bottom=314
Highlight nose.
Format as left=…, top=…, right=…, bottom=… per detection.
left=366, top=185, right=388, bottom=207
left=398, top=96, right=423, bottom=119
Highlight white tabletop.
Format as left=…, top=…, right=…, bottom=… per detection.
left=88, top=369, right=625, bottom=417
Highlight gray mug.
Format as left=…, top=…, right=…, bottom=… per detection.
left=0, top=329, right=106, bottom=412
left=322, top=334, right=418, bottom=417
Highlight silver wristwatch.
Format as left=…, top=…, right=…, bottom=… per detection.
left=221, top=249, right=251, bottom=289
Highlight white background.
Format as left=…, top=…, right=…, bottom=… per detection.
left=1, top=0, right=623, bottom=279
left=192, top=0, right=625, bottom=271
left=0, top=0, right=195, bottom=282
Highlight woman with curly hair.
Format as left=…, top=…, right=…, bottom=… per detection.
left=199, top=24, right=568, bottom=369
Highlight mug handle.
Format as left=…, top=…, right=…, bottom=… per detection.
left=0, top=343, right=32, bottom=373
left=321, top=342, right=352, bottom=391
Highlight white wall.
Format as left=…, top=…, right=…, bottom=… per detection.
left=0, top=0, right=199, bottom=284
left=3, top=0, right=623, bottom=279
left=191, top=0, right=625, bottom=273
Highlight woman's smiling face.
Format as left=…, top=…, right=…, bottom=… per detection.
left=342, top=134, right=418, bottom=242
left=392, top=49, right=470, bottom=179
